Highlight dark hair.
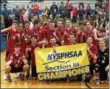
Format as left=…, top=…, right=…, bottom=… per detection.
left=65, top=18, right=72, bottom=22
left=12, top=20, right=18, bottom=24
left=50, top=20, right=55, bottom=24
left=87, top=36, right=93, bottom=40
left=85, top=21, right=92, bottom=25
left=100, top=28, right=106, bottom=32
left=14, top=43, right=21, bottom=48
left=24, top=20, right=30, bottom=24
left=50, top=35, right=56, bottom=39
left=57, top=18, right=64, bottom=23
left=34, top=20, right=39, bottom=26
left=31, top=35, right=38, bottom=39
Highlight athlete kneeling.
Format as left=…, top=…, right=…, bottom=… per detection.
left=5, top=44, right=29, bottom=82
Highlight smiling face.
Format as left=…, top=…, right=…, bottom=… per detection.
left=86, top=37, right=93, bottom=46
left=68, top=34, right=76, bottom=43
left=85, top=22, right=92, bottom=30
left=50, top=37, right=57, bottom=45
left=31, top=36, right=37, bottom=44
left=46, top=19, right=51, bottom=26
left=49, top=22, right=55, bottom=30
left=13, top=22, right=19, bottom=29
left=99, top=39, right=106, bottom=49
left=14, top=46, right=20, bottom=53
left=57, top=21, right=63, bottom=28
left=24, top=22, right=30, bottom=30
left=65, top=20, right=71, bottom=27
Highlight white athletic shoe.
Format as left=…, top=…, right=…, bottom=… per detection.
left=14, top=73, right=20, bottom=79
left=3, top=73, right=8, bottom=80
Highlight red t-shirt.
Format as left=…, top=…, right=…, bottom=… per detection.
left=32, top=4, right=39, bottom=13
left=40, top=25, right=50, bottom=39
left=86, top=28, right=99, bottom=45
left=6, top=52, right=24, bottom=67
left=54, top=27, right=65, bottom=45
left=71, top=8, right=78, bottom=16
left=76, top=30, right=88, bottom=43
left=2, top=29, right=21, bottom=53
left=26, top=44, right=39, bottom=66
left=20, top=29, right=33, bottom=53
left=104, top=1, right=109, bottom=10
left=30, top=27, right=44, bottom=41
left=44, top=28, right=55, bottom=41
left=88, top=44, right=98, bottom=64
left=64, top=27, right=77, bottom=45
left=65, top=2, right=71, bottom=9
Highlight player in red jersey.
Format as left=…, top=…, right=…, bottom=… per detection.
left=41, top=18, right=51, bottom=33
left=49, top=36, right=59, bottom=47
left=86, top=36, right=98, bottom=82
left=65, top=33, right=77, bottom=45
left=20, top=20, right=33, bottom=53
left=53, top=18, right=65, bottom=45
left=85, top=21, right=99, bottom=44
left=26, top=36, right=40, bottom=79
left=76, top=23, right=88, bottom=43
left=37, top=25, right=49, bottom=48
left=30, top=20, right=43, bottom=41
left=1, top=20, right=21, bottom=57
left=43, top=20, right=56, bottom=45
left=1, top=20, right=22, bottom=80
left=63, top=19, right=77, bottom=45
left=5, top=44, right=29, bottom=82
left=38, top=18, right=52, bottom=48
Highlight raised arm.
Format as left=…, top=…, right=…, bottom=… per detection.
left=1, top=26, right=12, bottom=33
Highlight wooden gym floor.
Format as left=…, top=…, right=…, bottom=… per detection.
left=0, top=51, right=109, bottom=88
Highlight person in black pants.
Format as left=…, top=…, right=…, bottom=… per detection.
left=96, top=39, right=109, bottom=84
left=50, top=2, right=58, bottom=20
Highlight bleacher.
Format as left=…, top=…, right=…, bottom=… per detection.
left=4, top=0, right=98, bottom=10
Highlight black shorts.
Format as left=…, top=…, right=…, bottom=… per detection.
left=10, top=64, right=23, bottom=73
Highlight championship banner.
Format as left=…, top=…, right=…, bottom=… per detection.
left=35, top=43, right=90, bottom=80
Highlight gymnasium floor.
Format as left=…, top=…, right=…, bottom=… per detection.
left=0, top=51, right=109, bottom=88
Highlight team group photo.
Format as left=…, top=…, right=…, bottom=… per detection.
left=0, top=0, right=109, bottom=88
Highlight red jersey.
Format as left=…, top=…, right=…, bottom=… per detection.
left=54, top=27, right=65, bottom=40
left=76, top=30, right=88, bottom=43
left=54, top=27, right=65, bottom=45
left=2, top=28, right=21, bottom=53
left=6, top=52, right=25, bottom=67
left=65, top=2, right=71, bottom=9
left=20, top=29, right=33, bottom=53
left=44, top=28, right=55, bottom=41
left=104, top=1, right=109, bottom=10
left=30, top=27, right=44, bottom=41
left=85, top=28, right=99, bottom=45
left=40, top=25, right=50, bottom=40
left=88, top=44, right=98, bottom=64
left=32, top=4, right=39, bottom=13
left=64, top=27, right=77, bottom=45
left=71, top=8, right=78, bottom=16
left=26, top=44, right=39, bottom=66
